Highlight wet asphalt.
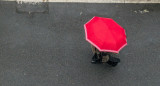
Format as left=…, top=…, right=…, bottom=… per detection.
left=0, top=1, right=160, bottom=86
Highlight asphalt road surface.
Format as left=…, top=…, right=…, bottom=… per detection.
left=0, top=1, right=160, bottom=86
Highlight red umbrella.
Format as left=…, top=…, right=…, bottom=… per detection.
left=84, top=16, right=127, bottom=53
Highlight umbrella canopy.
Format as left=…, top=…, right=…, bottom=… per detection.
left=84, top=16, right=127, bottom=53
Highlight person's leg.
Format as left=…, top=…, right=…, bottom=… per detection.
left=91, top=45, right=96, bottom=54
left=91, top=45, right=101, bottom=63
left=101, top=55, right=109, bottom=63
left=107, top=53, right=120, bottom=67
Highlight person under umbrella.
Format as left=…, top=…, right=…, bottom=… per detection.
left=84, top=16, right=127, bottom=67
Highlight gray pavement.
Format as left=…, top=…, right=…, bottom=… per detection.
left=0, top=1, right=160, bottom=86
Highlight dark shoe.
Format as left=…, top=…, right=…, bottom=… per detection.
left=91, top=54, right=101, bottom=64
left=107, top=56, right=120, bottom=67
left=107, top=61, right=118, bottom=67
